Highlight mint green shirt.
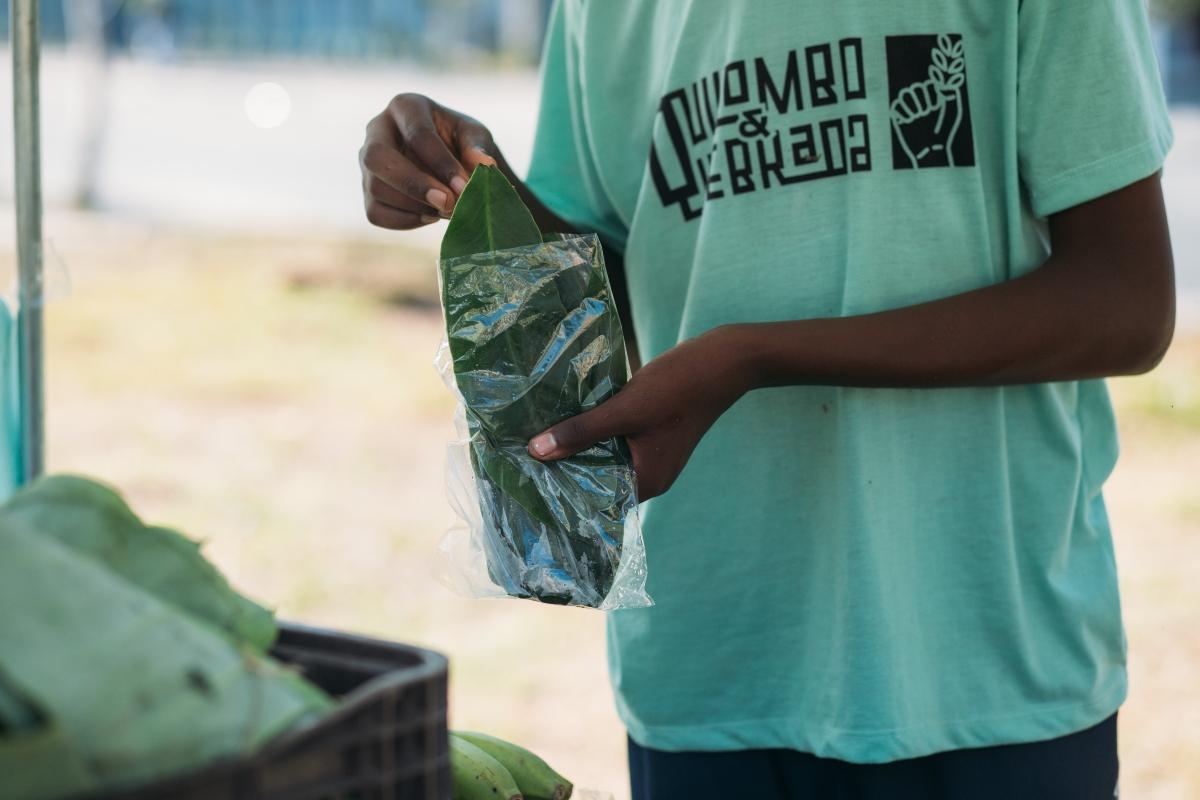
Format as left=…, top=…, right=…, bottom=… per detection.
left=525, top=0, right=1172, bottom=762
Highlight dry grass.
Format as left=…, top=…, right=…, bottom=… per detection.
left=7, top=212, right=1197, bottom=798
left=1107, top=343, right=1200, bottom=799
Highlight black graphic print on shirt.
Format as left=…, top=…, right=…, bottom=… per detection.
left=648, top=38, right=870, bottom=222
left=648, top=34, right=977, bottom=221
left=886, top=34, right=976, bottom=169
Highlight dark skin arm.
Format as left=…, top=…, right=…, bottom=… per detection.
left=527, top=174, right=1175, bottom=500
left=356, top=96, right=1173, bottom=503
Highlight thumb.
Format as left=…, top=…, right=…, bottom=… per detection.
left=457, top=121, right=498, bottom=171
left=528, top=403, right=627, bottom=462
left=462, top=145, right=497, bottom=171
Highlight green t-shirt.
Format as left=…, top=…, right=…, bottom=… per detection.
left=525, top=0, right=1172, bottom=762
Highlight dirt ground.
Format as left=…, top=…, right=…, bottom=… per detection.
left=11, top=213, right=1199, bottom=799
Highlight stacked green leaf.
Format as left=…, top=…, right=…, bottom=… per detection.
left=0, top=476, right=332, bottom=800
left=0, top=474, right=275, bottom=651
left=439, top=165, right=637, bottom=607
left=0, top=665, right=92, bottom=800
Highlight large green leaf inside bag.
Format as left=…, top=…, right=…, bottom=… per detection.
left=0, top=522, right=331, bottom=800
left=439, top=165, right=638, bottom=607
left=0, top=475, right=276, bottom=651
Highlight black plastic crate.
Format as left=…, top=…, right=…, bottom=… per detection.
left=87, top=622, right=450, bottom=800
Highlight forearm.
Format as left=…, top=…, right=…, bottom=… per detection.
left=726, top=250, right=1173, bottom=391
left=527, top=179, right=1174, bottom=497
left=714, top=173, right=1176, bottom=392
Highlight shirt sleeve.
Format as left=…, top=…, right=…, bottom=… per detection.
left=524, top=0, right=628, bottom=251
left=1017, top=0, right=1173, bottom=217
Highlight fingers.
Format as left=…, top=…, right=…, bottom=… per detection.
left=363, top=171, right=439, bottom=215
left=892, top=80, right=945, bottom=123
left=462, top=145, right=497, bottom=172
left=900, top=86, right=923, bottom=121
left=360, top=128, right=456, bottom=223
left=362, top=173, right=439, bottom=230
left=389, top=95, right=473, bottom=195
left=919, top=79, right=943, bottom=112
left=892, top=87, right=918, bottom=123
left=364, top=201, right=433, bottom=231
left=360, top=97, right=458, bottom=214
left=456, top=119, right=499, bottom=172
left=913, top=83, right=930, bottom=116
left=527, top=401, right=630, bottom=462
left=359, top=93, right=507, bottom=232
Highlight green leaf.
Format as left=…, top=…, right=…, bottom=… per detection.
left=0, top=523, right=331, bottom=799
left=439, top=221, right=636, bottom=606
left=440, top=165, right=543, bottom=261
left=0, top=665, right=44, bottom=735
left=0, top=475, right=277, bottom=652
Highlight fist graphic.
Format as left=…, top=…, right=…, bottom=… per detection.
left=891, top=35, right=966, bottom=168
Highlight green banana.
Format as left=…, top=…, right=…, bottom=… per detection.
left=454, top=731, right=573, bottom=800
left=450, top=734, right=524, bottom=800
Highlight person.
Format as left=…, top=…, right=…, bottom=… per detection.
left=359, top=1, right=1175, bottom=797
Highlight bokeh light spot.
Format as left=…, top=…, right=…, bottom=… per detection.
left=243, top=82, right=291, bottom=129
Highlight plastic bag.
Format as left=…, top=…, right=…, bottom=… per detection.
left=434, top=168, right=650, bottom=609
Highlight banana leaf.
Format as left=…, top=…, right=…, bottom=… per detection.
left=0, top=665, right=92, bottom=800
left=439, top=165, right=638, bottom=607
left=0, top=475, right=276, bottom=651
left=0, top=521, right=331, bottom=800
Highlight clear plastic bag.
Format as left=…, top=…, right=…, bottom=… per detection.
left=436, top=233, right=650, bottom=610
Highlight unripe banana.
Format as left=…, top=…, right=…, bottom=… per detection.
left=454, top=731, right=573, bottom=800
left=451, top=735, right=523, bottom=800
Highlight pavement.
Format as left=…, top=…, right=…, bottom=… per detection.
left=0, top=51, right=1196, bottom=327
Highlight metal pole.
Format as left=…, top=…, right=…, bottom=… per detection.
left=12, top=0, right=45, bottom=482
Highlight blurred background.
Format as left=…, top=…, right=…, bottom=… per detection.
left=1, top=2, right=1197, bottom=798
